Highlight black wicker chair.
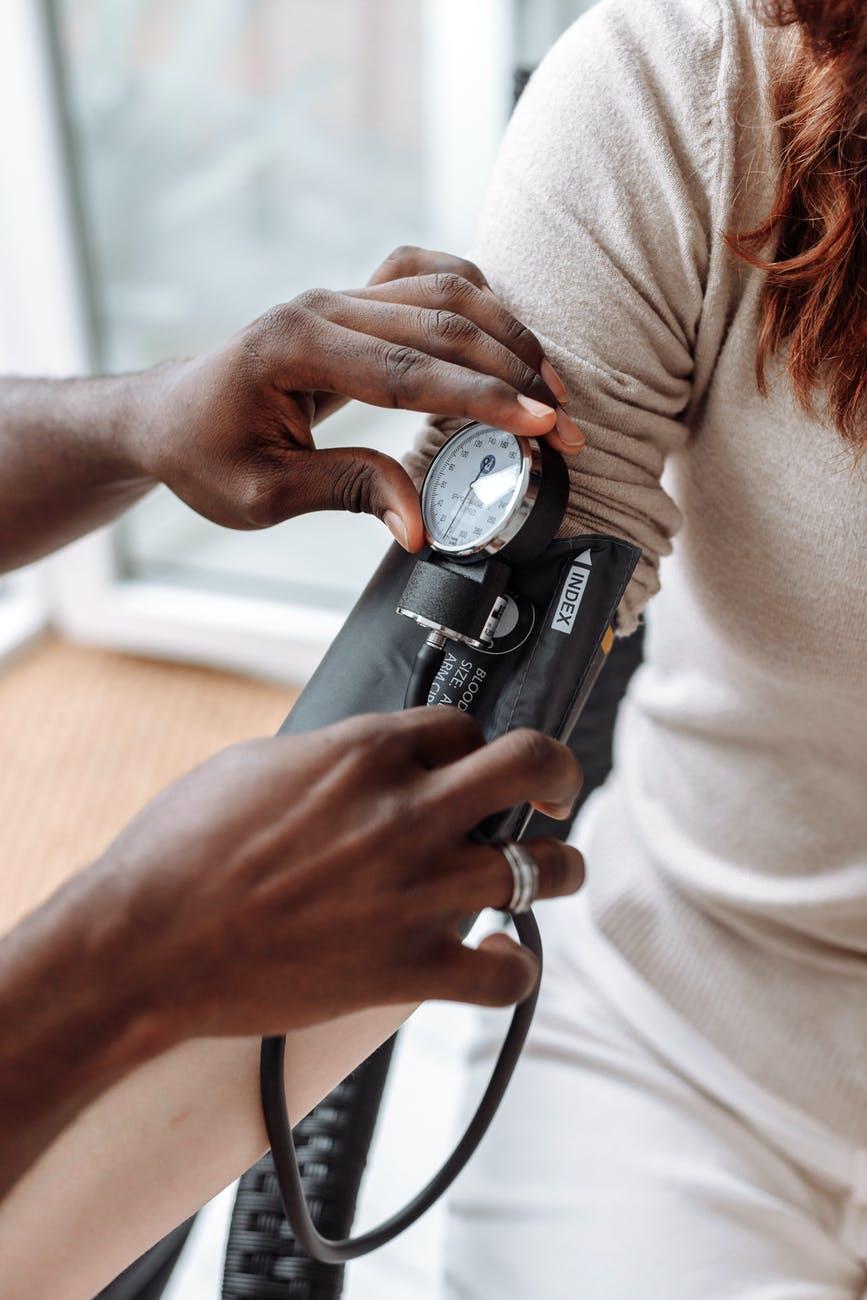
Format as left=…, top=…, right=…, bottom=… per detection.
left=95, top=1217, right=196, bottom=1300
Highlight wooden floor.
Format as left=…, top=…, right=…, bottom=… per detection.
left=0, top=637, right=296, bottom=935
left=0, top=638, right=469, bottom=1300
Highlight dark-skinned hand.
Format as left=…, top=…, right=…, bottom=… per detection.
left=135, top=246, right=583, bottom=550
left=78, top=709, right=584, bottom=1039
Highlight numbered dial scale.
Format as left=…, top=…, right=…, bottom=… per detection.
left=420, top=421, right=569, bottom=565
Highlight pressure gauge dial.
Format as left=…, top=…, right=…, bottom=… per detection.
left=420, top=421, right=569, bottom=565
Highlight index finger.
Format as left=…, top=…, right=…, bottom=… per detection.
left=302, top=320, right=561, bottom=441
left=351, top=275, right=550, bottom=394
left=388, top=705, right=487, bottom=769
left=426, top=728, right=583, bottom=830
left=347, top=275, right=583, bottom=454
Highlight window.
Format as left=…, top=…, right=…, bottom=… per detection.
left=0, top=0, right=594, bottom=681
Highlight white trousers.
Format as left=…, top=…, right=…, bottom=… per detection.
left=444, top=892, right=867, bottom=1299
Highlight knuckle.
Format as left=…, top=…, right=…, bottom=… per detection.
left=503, top=315, right=540, bottom=356
left=385, top=243, right=421, bottom=269
left=257, top=301, right=305, bottom=340
left=367, top=714, right=414, bottom=761
left=340, top=710, right=392, bottom=740
left=430, top=271, right=475, bottom=306
left=339, top=712, right=399, bottom=755
left=508, top=727, right=559, bottom=775
left=431, top=309, right=477, bottom=349
left=382, top=344, right=424, bottom=405
left=241, top=304, right=299, bottom=366
left=439, top=706, right=485, bottom=744
left=451, top=256, right=488, bottom=288
left=329, top=458, right=379, bottom=514
left=337, top=722, right=412, bottom=794
left=292, top=286, right=333, bottom=316
left=428, top=713, right=486, bottom=769
left=369, top=245, right=423, bottom=286
left=373, top=783, right=424, bottom=848
left=511, top=359, right=544, bottom=393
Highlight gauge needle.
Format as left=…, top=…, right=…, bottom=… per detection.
left=444, top=464, right=515, bottom=540
left=444, top=484, right=476, bottom=540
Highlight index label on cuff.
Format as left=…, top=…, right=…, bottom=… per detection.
left=551, top=550, right=592, bottom=635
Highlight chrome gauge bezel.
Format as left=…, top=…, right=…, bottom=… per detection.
left=420, top=422, right=542, bottom=560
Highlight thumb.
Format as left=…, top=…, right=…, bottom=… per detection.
left=305, top=446, right=424, bottom=552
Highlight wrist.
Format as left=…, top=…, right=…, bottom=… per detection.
left=69, top=858, right=191, bottom=1068
left=0, top=864, right=182, bottom=1123
left=108, top=361, right=189, bottom=484
left=54, top=371, right=158, bottom=486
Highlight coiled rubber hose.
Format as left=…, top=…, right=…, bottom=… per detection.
left=251, top=635, right=544, bottom=1267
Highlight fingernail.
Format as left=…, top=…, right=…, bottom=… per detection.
left=384, top=510, right=409, bottom=550
left=541, top=360, right=568, bottom=402
left=548, top=801, right=575, bottom=819
left=532, top=799, right=574, bottom=821
left=556, top=408, right=585, bottom=450
left=517, top=393, right=556, bottom=419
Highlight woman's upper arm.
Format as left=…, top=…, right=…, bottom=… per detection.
left=407, top=0, right=727, bottom=632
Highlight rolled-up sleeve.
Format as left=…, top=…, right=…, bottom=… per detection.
left=405, top=0, right=724, bottom=633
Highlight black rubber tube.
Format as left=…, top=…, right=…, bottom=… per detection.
left=403, top=637, right=445, bottom=709
left=257, top=630, right=542, bottom=1263
left=259, top=908, right=541, bottom=1264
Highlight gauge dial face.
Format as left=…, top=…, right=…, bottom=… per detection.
left=421, top=425, right=527, bottom=555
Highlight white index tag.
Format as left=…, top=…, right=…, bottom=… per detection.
left=551, top=551, right=592, bottom=635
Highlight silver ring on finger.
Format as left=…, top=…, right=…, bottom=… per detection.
left=497, top=839, right=540, bottom=915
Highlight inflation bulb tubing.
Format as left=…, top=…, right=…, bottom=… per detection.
left=259, top=610, right=543, bottom=1263
left=404, top=632, right=447, bottom=709
left=260, top=908, right=541, bottom=1265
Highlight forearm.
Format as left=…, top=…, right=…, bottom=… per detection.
left=0, top=1007, right=411, bottom=1300
left=0, top=855, right=413, bottom=1298
left=0, top=372, right=160, bottom=572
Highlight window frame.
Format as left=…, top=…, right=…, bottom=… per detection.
left=0, top=575, right=46, bottom=665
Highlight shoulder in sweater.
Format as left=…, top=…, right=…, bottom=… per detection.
left=408, top=0, right=770, bottom=631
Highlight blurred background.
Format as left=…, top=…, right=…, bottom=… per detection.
left=0, top=0, right=594, bottom=682
left=0, top=3, right=596, bottom=1298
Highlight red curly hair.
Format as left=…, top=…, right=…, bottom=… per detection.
left=727, top=0, right=867, bottom=452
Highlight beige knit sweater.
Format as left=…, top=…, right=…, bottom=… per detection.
left=407, top=0, right=867, bottom=1138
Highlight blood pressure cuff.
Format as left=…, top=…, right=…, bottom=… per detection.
left=226, top=535, right=639, bottom=1300
left=279, top=534, right=639, bottom=805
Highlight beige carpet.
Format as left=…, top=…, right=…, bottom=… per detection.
left=0, top=638, right=297, bottom=935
